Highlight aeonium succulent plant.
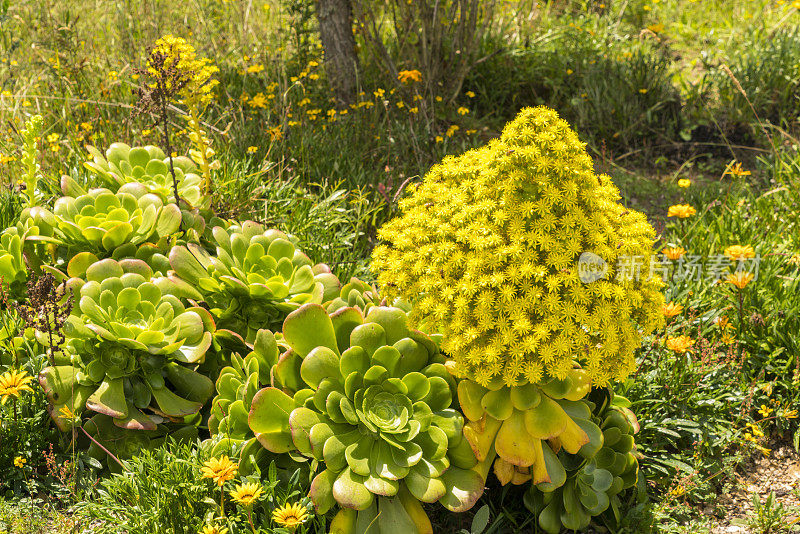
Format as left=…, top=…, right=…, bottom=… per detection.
left=168, top=221, right=341, bottom=343
left=53, top=182, right=181, bottom=254
left=524, top=391, right=641, bottom=533
left=247, top=303, right=484, bottom=534
left=206, top=329, right=283, bottom=475
left=40, top=258, right=215, bottom=432
left=84, top=142, right=205, bottom=208
left=458, top=366, right=596, bottom=488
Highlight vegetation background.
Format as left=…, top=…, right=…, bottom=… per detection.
left=1, top=0, right=800, bottom=532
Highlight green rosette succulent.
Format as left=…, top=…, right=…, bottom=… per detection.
left=457, top=367, right=596, bottom=487
left=53, top=182, right=181, bottom=254
left=247, top=303, right=484, bottom=534
left=39, top=258, right=215, bottom=432
left=324, top=277, right=412, bottom=316
left=206, top=329, right=280, bottom=475
left=84, top=142, right=205, bottom=207
left=168, top=221, right=341, bottom=342
left=523, top=391, right=641, bottom=534
left=0, top=208, right=58, bottom=291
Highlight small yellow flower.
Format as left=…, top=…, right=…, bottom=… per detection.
left=788, top=253, right=800, bottom=266
left=724, top=245, right=755, bottom=261
left=757, top=404, right=773, bottom=417
left=247, top=146, right=258, bottom=154
left=397, top=69, right=422, bottom=83
left=638, top=88, right=648, bottom=94
left=0, top=369, right=34, bottom=404
left=566, top=69, right=573, bottom=75
left=666, top=335, right=695, bottom=353
left=272, top=502, right=309, bottom=531
left=201, top=456, right=238, bottom=487
left=248, top=93, right=268, bottom=109
left=662, top=302, right=683, bottom=318
left=435, top=135, right=443, bottom=143
left=723, top=161, right=751, bottom=177
left=435, top=95, right=442, bottom=102
left=667, top=204, right=696, bottom=218
left=246, top=64, right=264, bottom=74
left=726, top=271, right=754, bottom=289
left=199, top=525, right=228, bottom=534
left=713, top=316, right=730, bottom=330
left=230, top=482, right=264, bottom=506
left=466, top=91, right=475, bottom=98
left=268, top=126, right=282, bottom=141
left=13, top=456, right=26, bottom=468
left=663, top=246, right=686, bottom=260
left=373, top=88, right=385, bottom=98
left=457, top=107, right=469, bottom=115
left=409, top=106, right=419, bottom=114
left=677, top=178, right=691, bottom=188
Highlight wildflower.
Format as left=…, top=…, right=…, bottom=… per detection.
left=229, top=482, right=264, bottom=506
left=780, top=408, right=798, bottom=419
left=248, top=93, right=268, bottom=109
left=13, top=456, right=26, bottom=468
left=246, top=64, right=264, bottom=74
left=724, top=161, right=751, bottom=177
left=724, top=245, right=755, bottom=261
left=147, top=35, right=219, bottom=107
left=667, top=204, right=696, bottom=218
left=0, top=369, right=34, bottom=404
left=662, top=302, right=683, bottom=318
left=409, top=106, right=419, bottom=114
left=457, top=106, right=469, bottom=115
left=757, top=404, right=773, bottom=417
left=397, top=69, right=422, bottom=83
left=726, top=271, right=754, bottom=289
left=272, top=502, right=309, bottom=531
left=46, top=133, right=59, bottom=143
left=666, top=335, right=695, bottom=353
left=308, top=73, right=319, bottom=80
left=466, top=91, right=475, bottom=98
left=566, top=69, right=573, bottom=75
left=201, top=456, right=238, bottom=487
left=80, top=122, right=93, bottom=131
left=678, top=178, right=691, bottom=188
left=268, top=126, right=282, bottom=141
left=720, top=333, right=735, bottom=344
left=647, top=23, right=664, bottom=33
left=446, top=125, right=459, bottom=137
left=663, top=246, right=686, bottom=260
left=200, top=525, right=228, bottom=534
left=638, top=88, right=648, bottom=94
left=788, top=253, right=800, bottom=266
left=247, top=146, right=258, bottom=154
left=435, top=96, right=442, bottom=102
left=435, top=135, right=443, bottom=143
left=713, top=316, right=730, bottom=329
left=373, top=88, right=385, bottom=98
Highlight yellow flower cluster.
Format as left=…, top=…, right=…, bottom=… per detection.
left=149, top=35, right=219, bottom=107
left=372, top=107, right=664, bottom=387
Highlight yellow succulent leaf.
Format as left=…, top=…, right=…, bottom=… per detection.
left=495, top=410, right=538, bottom=467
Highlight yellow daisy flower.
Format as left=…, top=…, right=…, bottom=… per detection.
left=272, top=502, right=309, bottom=531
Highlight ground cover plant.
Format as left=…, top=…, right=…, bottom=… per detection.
left=1, top=1, right=800, bottom=533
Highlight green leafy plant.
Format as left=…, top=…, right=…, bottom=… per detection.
left=52, top=183, right=182, bottom=254
left=168, top=221, right=340, bottom=342
left=83, top=143, right=205, bottom=208
left=248, top=303, right=484, bottom=533
left=40, top=258, right=215, bottom=437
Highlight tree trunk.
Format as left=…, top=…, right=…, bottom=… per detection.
left=317, top=0, right=359, bottom=106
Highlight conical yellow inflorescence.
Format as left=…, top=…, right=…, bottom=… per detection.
left=372, top=107, right=664, bottom=387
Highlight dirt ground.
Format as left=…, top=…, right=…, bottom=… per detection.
left=709, top=444, right=800, bottom=533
